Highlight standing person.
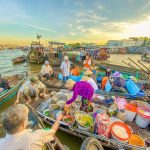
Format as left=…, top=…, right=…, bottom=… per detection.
left=60, top=56, right=71, bottom=83
left=40, top=61, right=54, bottom=80
left=83, top=55, right=91, bottom=70
left=0, top=104, right=63, bottom=150
left=106, top=67, right=111, bottom=77
left=65, top=79, right=94, bottom=113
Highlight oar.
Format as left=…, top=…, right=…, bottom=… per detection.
left=138, top=60, right=150, bottom=71
left=122, top=61, right=137, bottom=70
left=128, top=58, right=149, bottom=75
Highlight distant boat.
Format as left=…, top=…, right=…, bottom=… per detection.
left=141, top=50, right=150, bottom=62
left=12, top=55, right=27, bottom=64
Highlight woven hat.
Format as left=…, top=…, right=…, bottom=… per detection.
left=84, top=70, right=93, bottom=75
left=65, top=79, right=76, bottom=88
left=64, top=56, right=68, bottom=60
left=81, top=76, right=90, bottom=81
left=30, top=75, right=39, bottom=84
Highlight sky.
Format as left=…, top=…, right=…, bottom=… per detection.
left=0, top=0, right=150, bottom=45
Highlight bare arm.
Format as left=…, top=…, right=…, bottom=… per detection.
left=50, top=114, right=63, bottom=136
left=15, top=90, right=22, bottom=104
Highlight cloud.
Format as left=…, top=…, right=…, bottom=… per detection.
left=69, top=32, right=76, bottom=36
left=24, top=24, right=56, bottom=33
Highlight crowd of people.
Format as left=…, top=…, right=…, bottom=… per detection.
left=0, top=53, right=111, bottom=150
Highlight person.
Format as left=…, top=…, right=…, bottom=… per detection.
left=83, top=55, right=91, bottom=70
left=0, top=74, right=10, bottom=91
left=65, top=79, right=94, bottom=112
left=90, top=63, right=97, bottom=76
left=0, top=104, right=63, bottom=150
left=81, top=76, right=98, bottom=91
left=40, top=61, right=54, bottom=80
left=60, top=56, right=71, bottom=83
left=71, top=65, right=80, bottom=76
left=106, top=67, right=111, bottom=77
left=15, top=76, right=47, bottom=104
left=76, top=52, right=80, bottom=64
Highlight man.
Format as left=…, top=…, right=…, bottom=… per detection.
left=40, top=61, right=53, bottom=80
left=15, top=75, right=46, bottom=104
left=0, top=104, right=63, bottom=150
left=60, top=56, right=70, bottom=83
left=0, top=74, right=10, bottom=90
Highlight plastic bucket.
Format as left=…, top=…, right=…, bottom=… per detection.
left=135, top=114, right=150, bottom=128
left=125, top=103, right=137, bottom=122
left=135, top=106, right=150, bottom=128
left=125, top=110, right=136, bottom=122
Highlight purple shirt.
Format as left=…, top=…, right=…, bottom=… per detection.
left=66, top=81, right=94, bottom=105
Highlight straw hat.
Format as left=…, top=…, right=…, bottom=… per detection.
left=30, top=75, right=39, bottom=84
left=81, top=76, right=90, bottom=81
left=84, top=70, right=93, bottom=75
left=65, top=79, right=76, bottom=88
left=64, top=56, right=68, bottom=60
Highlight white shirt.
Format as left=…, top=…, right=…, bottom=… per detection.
left=87, top=78, right=98, bottom=91
left=0, top=129, right=55, bottom=150
left=40, top=65, right=52, bottom=75
left=19, top=81, right=33, bottom=92
left=60, top=61, right=70, bottom=77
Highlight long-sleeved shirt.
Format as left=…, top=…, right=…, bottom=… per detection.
left=66, top=81, right=94, bottom=105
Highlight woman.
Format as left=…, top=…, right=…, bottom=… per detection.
left=83, top=55, right=91, bottom=70
left=0, top=104, right=63, bottom=150
left=65, top=79, right=94, bottom=112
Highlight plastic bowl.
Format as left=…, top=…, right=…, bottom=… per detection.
left=129, top=134, right=145, bottom=146
left=110, top=121, right=131, bottom=142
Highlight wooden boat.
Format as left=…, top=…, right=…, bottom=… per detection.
left=0, top=75, right=26, bottom=105
left=141, top=55, right=150, bottom=62
left=99, top=63, right=147, bottom=80
left=12, top=56, right=27, bottom=64
left=36, top=91, right=147, bottom=150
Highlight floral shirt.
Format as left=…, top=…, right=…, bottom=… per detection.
left=66, top=81, right=94, bottom=105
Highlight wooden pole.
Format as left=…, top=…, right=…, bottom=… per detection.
left=128, top=58, right=148, bottom=75
left=138, top=60, right=150, bottom=71
left=122, top=61, right=137, bottom=70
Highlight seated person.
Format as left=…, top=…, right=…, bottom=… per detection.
left=40, top=61, right=54, bottom=80
left=71, top=65, right=80, bottom=76
left=0, top=74, right=10, bottom=91
left=15, top=75, right=47, bottom=104
left=65, top=79, right=94, bottom=113
left=0, top=104, right=63, bottom=150
left=81, top=76, right=98, bottom=91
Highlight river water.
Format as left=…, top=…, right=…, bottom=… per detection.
left=0, top=50, right=149, bottom=150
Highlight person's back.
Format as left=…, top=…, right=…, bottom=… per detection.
left=0, top=128, right=55, bottom=150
